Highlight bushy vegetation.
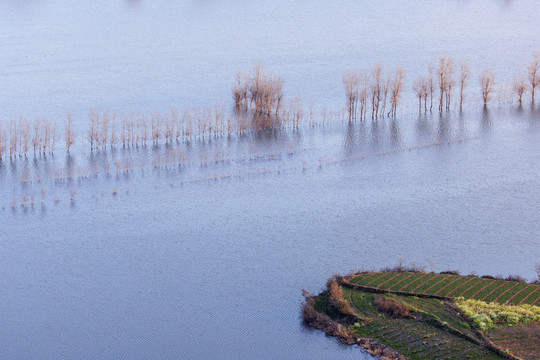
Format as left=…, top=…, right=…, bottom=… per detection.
left=373, top=296, right=413, bottom=318
left=455, top=298, right=540, bottom=331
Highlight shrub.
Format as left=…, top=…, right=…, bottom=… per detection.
left=441, top=270, right=461, bottom=276
left=327, top=278, right=355, bottom=317
left=505, top=274, right=526, bottom=283
left=374, top=296, right=413, bottom=318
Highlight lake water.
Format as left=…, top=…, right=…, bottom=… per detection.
left=1, top=1, right=540, bottom=359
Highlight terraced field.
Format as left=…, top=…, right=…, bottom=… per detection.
left=305, top=272, right=540, bottom=359
left=486, top=322, right=540, bottom=360
left=348, top=272, right=540, bottom=305
left=317, top=288, right=505, bottom=359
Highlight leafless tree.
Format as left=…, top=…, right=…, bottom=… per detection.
left=359, top=73, right=368, bottom=120
left=110, top=112, right=118, bottom=148
left=9, top=118, right=17, bottom=158
left=459, top=60, right=470, bottom=110
left=413, top=76, right=427, bottom=112
left=343, top=71, right=360, bottom=121
left=0, top=122, right=6, bottom=160
left=33, top=118, right=42, bottom=156
left=389, top=66, right=405, bottom=117
left=20, top=118, right=30, bottom=156
left=101, top=112, right=109, bottom=148
left=480, top=69, right=495, bottom=107
left=513, top=74, right=528, bottom=105
left=428, top=62, right=434, bottom=112
left=88, top=110, right=99, bottom=149
left=232, top=71, right=249, bottom=111
left=121, top=115, right=127, bottom=146
left=528, top=51, right=540, bottom=103
left=381, top=74, right=391, bottom=118
left=371, top=64, right=382, bottom=119
left=65, top=113, right=76, bottom=153
left=438, top=56, right=455, bottom=111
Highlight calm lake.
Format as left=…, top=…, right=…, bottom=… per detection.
left=1, top=0, right=539, bottom=359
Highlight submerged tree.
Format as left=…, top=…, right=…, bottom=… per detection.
left=459, top=60, right=470, bottom=111
left=233, top=62, right=285, bottom=130
left=513, top=74, right=528, bottom=106
left=480, top=69, right=495, bottom=107
left=389, top=66, right=405, bottom=117
left=528, top=51, right=540, bottom=103
left=343, top=71, right=360, bottom=122
left=413, top=76, right=427, bottom=113
left=371, top=64, right=382, bottom=119
left=437, top=56, right=455, bottom=111
left=65, top=113, right=75, bottom=153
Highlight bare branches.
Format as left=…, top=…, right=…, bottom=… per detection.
left=389, top=66, right=405, bottom=117
left=371, top=64, right=382, bottom=119
left=528, top=51, right=540, bottom=103
left=233, top=62, right=285, bottom=130
left=413, top=76, right=428, bottom=113
left=480, top=69, right=495, bottom=107
left=438, top=56, right=455, bottom=111
left=343, top=71, right=360, bottom=121
left=459, top=60, right=470, bottom=110
left=65, top=113, right=75, bottom=153
left=513, top=74, right=527, bottom=105
left=88, top=110, right=99, bottom=149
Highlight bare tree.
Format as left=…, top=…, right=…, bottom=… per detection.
left=88, top=110, right=99, bottom=149
left=343, top=71, right=360, bottom=121
left=371, top=64, right=382, bottom=119
left=65, top=113, right=76, bottom=153
left=381, top=74, right=391, bottom=118
left=9, top=118, right=17, bottom=158
left=0, top=123, right=5, bottom=160
left=20, top=118, right=30, bottom=157
left=459, top=60, right=470, bottom=110
left=437, top=57, right=446, bottom=112
left=389, top=66, right=405, bottom=117
left=358, top=72, right=368, bottom=120
left=445, top=57, right=455, bottom=110
left=513, top=74, right=528, bottom=106
left=528, top=51, right=540, bottom=103
left=274, top=77, right=284, bottom=118
left=438, top=56, right=455, bottom=111
left=48, top=120, right=58, bottom=153
left=110, top=112, right=118, bottom=148
left=32, top=118, right=42, bottom=156
left=428, top=62, right=434, bottom=112
left=480, top=69, right=495, bottom=107
left=101, top=112, right=109, bottom=148
left=233, top=71, right=248, bottom=111
left=413, top=76, right=427, bottom=112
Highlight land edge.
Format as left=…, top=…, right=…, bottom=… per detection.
left=302, top=273, right=528, bottom=360
left=302, top=290, right=409, bottom=360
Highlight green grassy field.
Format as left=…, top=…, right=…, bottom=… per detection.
left=348, top=272, right=540, bottom=305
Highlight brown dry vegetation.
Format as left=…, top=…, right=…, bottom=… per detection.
left=374, top=296, right=413, bottom=318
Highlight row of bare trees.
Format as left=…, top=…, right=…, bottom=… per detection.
left=413, top=52, right=540, bottom=112
left=0, top=101, right=306, bottom=159
left=0, top=117, right=60, bottom=160
left=343, top=65, right=406, bottom=121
